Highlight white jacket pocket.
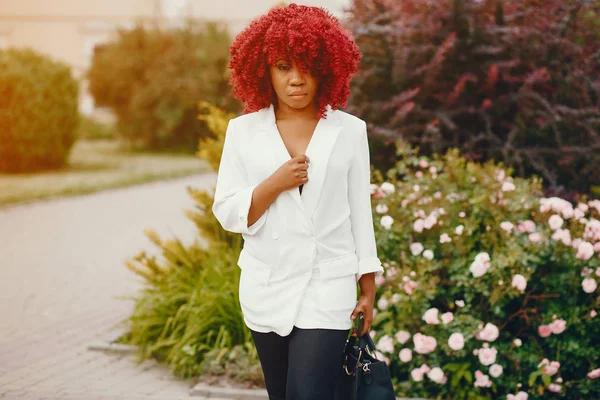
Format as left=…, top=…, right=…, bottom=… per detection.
left=237, top=248, right=272, bottom=285
left=317, top=254, right=358, bottom=311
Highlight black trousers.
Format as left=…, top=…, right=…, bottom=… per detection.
left=250, top=327, right=350, bottom=400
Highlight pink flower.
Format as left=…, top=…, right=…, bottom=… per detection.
left=540, top=197, right=574, bottom=218
left=500, top=221, right=514, bottom=232
left=410, top=242, right=424, bottom=256
left=591, top=310, right=597, bottom=318
left=377, top=297, right=389, bottom=310
left=395, top=330, right=411, bottom=344
left=550, top=319, right=566, bottom=334
left=441, top=312, right=454, bottom=324
left=502, top=181, right=516, bottom=192
left=507, top=392, right=529, bottom=400
left=538, top=325, right=552, bottom=338
left=455, top=299, right=465, bottom=307
left=440, top=233, right=452, bottom=243
left=529, top=232, right=542, bottom=243
left=588, top=368, right=600, bottom=379
left=513, top=338, right=522, bottom=347
left=478, top=347, right=498, bottom=366
left=541, top=360, right=560, bottom=376
left=411, top=368, right=424, bottom=382
left=427, top=367, right=446, bottom=384
left=519, top=220, right=536, bottom=233
left=423, top=215, right=437, bottom=229
left=474, top=370, right=492, bottom=387
left=422, top=308, right=440, bottom=325
left=375, top=275, right=386, bottom=287
left=489, top=363, right=503, bottom=378
left=403, top=280, right=418, bottom=295
left=582, top=278, right=598, bottom=293
left=448, top=332, right=465, bottom=351
left=373, top=188, right=385, bottom=199
left=551, top=228, right=571, bottom=245
left=548, top=215, right=564, bottom=230
left=376, top=335, right=394, bottom=353
left=413, top=219, right=425, bottom=232
left=380, top=216, right=394, bottom=230
left=423, top=249, right=434, bottom=260
left=419, top=160, right=428, bottom=168
left=455, top=224, right=465, bottom=235
left=512, top=274, right=527, bottom=292
left=548, top=384, right=561, bottom=393
left=380, top=182, right=395, bottom=195
left=470, top=252, right=491, bottom=277
left=413, top=333, right=437, bottom=354
left=399, top=348, right=412, bottom=362
left=419, top=364, right=431, bottom=373
left=576, top=241, right=594, bottom=261
left=477, top=323, right=499, bottom=342
left=375, top=203, right=389, bottom=214
left=597, top=267, right=600, bottom=277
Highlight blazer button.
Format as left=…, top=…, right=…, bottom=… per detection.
left=272, top=232, right=279, bottom=240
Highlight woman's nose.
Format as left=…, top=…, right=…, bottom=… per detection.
left=289, top=66, right=304, bottom=85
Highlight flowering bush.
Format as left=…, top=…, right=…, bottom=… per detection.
left=369, top=142, right=600, bottom=399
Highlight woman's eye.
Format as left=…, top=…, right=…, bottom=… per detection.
left=277, top=64, right=291, bottom=71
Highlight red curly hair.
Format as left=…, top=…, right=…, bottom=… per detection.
left=228, top=3, right=362, bottom=118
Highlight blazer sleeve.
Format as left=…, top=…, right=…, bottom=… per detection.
left=212, top=118, right=267, bottom=235
left=348, top=120, right=384, bottom=280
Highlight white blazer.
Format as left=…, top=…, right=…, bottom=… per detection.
left=212, top=104, right=383, bottom=336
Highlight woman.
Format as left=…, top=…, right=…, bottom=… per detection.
left=212, top=4, right=383, bottom=400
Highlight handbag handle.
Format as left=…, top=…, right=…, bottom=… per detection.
left=353, top=312, right=378, bottom=359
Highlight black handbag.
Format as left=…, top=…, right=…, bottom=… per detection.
left=334, top=312, right=396, bottom=400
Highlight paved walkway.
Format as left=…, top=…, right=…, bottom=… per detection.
left=0, top=174, right=217, bottom=399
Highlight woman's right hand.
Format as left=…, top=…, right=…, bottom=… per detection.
left=269, top=154, right=310, bottom=192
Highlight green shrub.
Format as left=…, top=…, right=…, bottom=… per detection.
left=0, top=48, right=79, bottom=172
left=369, top=142, right=600, bottom=399
left=122, top=229, right=249, bottom=378
left=76, top=115, right=115, bottom=140
left=87, top=21, right=239, bottom=152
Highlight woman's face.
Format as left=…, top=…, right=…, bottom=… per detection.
left=269, top=58, right=318, bottom=111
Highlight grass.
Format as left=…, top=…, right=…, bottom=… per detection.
left=0, top=139, right=210, bottom=208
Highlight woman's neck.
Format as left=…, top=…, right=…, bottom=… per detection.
left=274, top=101, right=318, bottom=121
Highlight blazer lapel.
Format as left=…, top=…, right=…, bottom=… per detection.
left=256, top=104, right=342, bottom=220
left=302, top=105, right=342, bottom=219
left=257, top=104, right=305, bottom=213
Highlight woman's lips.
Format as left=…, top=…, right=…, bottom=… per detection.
left=290, top=93, right=307, bottom=98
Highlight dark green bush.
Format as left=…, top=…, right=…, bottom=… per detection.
left=87, top=21, right=239, bottom=152
left=0, top=48, right=79, bottom=172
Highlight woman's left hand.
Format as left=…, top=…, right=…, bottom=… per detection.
left=351, top=293, right=375, bottom=336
